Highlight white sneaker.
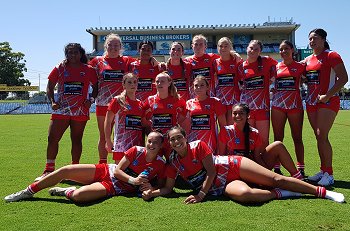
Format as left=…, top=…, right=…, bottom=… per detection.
left=4, top=190, right=33, bottom=202
left=325, top=190, right=345, bottom=203
left=308, top=171, right=324, bottom=182
left=49, top=187, right=76, bottom=196
left=317, top=172, right=334, bottom=186
left=34, top=171, right=53, bottom=182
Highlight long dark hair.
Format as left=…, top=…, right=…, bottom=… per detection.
left=233, top=103, right=251, bottom=156
left=248, top=40, right=263, bottom=71
left=64, top=43, right=88, bottom=64
left=167, top=42, right=186, bottom=79
left=280, top=40, right=296, bottom=60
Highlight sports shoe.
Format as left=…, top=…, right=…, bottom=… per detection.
left=34, top=171, right=53, bottom=182
left=308, top=171, right=324, bottom=182
left=317, top=172, right=334, bottom=186
left=298, top=169, right=306, bottom=178
left=325, top=190, right=345, bottom=203
left=4, top=190, right=33, bottom=202
left=49, top=186, right=76, bottom=196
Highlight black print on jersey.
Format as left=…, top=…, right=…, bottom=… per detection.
left=218, top=74, right=234, bottom=86
left=191, top=114, right=210, bottom=130
left=63, top=82, right=83, bottom=95
left=103, top=70, right=124, bottom=82
left=137, top=78, right=153, bottom=91
left=306, top=70, right=320, bottom=84
left=125, top=115, right=142, bottom=130
left=276, top=76, right=296, bottom=91
left=245, top=76, right=264, bottom=90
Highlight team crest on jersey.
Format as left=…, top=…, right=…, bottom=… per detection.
left=290, top=68, right=298, bottom=73
left=167, top=104, right=173, bottom=109
left=205, top=104, right=211, bottom=110
left=230, top=64, right=235, bottom=69
left=80, top=72, right=86, bottom=77
left=204, top=59, right=209, bottom=63
left=168, top=70, right=174, bottom=76
left=133, top=69, right=139, bottom=75
left=153, top=103, right=158, bottom=109
left=149, top=68, right=154, bottom=73
left=192, top=159, right=198, bottom=164
left=64, top=70, right=69, bottom=77
left=217, top=66, right=222, bottom=71
left=132, top=160, right=138, bottom=166
left=126, top=104, right=132, bottom=110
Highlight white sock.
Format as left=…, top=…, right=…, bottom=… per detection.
left=273, top=188, right=302, bottom=199
left=325, top=190, right=345, bottom=203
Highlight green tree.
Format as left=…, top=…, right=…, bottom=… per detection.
left=0, top=42, right=30, bottom=99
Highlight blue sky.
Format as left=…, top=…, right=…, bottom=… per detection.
left=2, top=0, right=350, bottom=90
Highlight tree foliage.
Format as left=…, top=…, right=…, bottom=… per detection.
left=0, top=42, right=30, bottom=99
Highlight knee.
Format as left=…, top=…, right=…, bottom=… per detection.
left=270, top=174, right=288, bottom=188
left=226, top=187, right=255, bottom=203
left=70, top=190, right=85, bottom=203
left=56, top=165, right=75, bottom=176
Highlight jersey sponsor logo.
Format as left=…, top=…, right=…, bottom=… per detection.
left=153, top=114, right=173, bottom=128
left=137, top=78, right=153, bottom=91
left=173, top=78, right=187, bottom=91
left=187, top=168, right=207, bottom=191
left=80, top=72, right=86, bottom=77
left=245, top=75, right=264, bottom=90
left=192, top=67, right=210, bottom=77
left=230, top=64, right=235, bottom=69
left=167, top=104, right=173, bottom=109
left=276, top=76, right=296, bottom=91
left=103, top=70, right=124, bottom=82
left=167, top=69, right=174, bottom=76
left=217, top=65, right=222, bottom=71
left=125, top=115, right=142, bottom=130
left=64, top=70, right=69, bottom=77
left=217, top=74, right=234, bottom=86
left=205, top=104, right=211, bottom=110
left=191, top=114, right=210, bottom=130
left=306, top=70, right=320, bottom=84
left=63, top=82, right=83, bottom=95
left=149, top=68, right=155, bottom=73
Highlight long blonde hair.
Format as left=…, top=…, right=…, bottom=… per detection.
left=116, top=73, right=138, bottom=110
left=156, top=72, right=180, bottom=99
left=103, top=33, right=124, bottom=56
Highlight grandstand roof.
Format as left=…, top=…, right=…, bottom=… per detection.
left=86, top=21, right=300, bottom=36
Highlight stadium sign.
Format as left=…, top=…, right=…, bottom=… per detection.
left=299, top=49, right=313, bottom=60
left=0, top=86, right=39, bottom=91
left=100, top=34, right=192, bottom=42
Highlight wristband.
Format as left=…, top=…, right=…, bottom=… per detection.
left=128, top=177, right=135, bottom=185
left=198, top=190, right=206, bottom=199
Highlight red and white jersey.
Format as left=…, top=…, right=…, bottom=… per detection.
left=109, top=146, right=166, bottom=194
left=48, top=63, right=98, bottom=117
left=272, top=61, right=305, bottom=109
left=303, top=50, right=343, bottom=105
left=238, top=56, right=278, bottom=110
left=107, top=96, right=144, bottom=153
left=213, top=57, right=243, bottom=105
left=143, top=94, right=186, bottom=135
left=89, top=56, right=134, bottom=106
left=218, top=123, right=262, bottom=158
left=184, top=53, right=219, bottom=97
left=165, top=61, right=192, bottom=101
left=186, top=97, right=226, bottom=152
left=129, top=60, right=161, bottom=102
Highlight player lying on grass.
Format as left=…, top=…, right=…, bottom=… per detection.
left=5, top=131, right=166, bottom=203
left=142, top=126, right=345, bottom=204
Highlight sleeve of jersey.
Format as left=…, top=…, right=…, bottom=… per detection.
left=198, top=141, right=213, bottom=161
left=88, top=67, right=98, bottom=84
left=165, top=164, right=178, bottom=179
left=176, top=98, right=187, bottom=117
left=214, top=98, right=226, bottom=116
left=328, top=51, right=344, bottom=67
left=252, top=129, right=263, bottom=150
left=47, top=66, right=59, bottom=83
left=88, top=57, right=98, bottom=68
left=107, top=98, right=121, bottom=114
left=218, top=127, right=229, bottom=143
left=210, top=53, right=220, bottom=60
left=142, top=99, right=152, bottom=120
left=124, top=146, right=137, bottom=163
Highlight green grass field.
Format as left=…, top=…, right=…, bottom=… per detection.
left=1, top=112, right=349, bottom=231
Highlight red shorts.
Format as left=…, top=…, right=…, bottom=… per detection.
left=51, top=114, right=89, bottom=121
left=94, top=164, right=116, bottom=196
left=249, top=109, right=270, bottom=121
left=113, top=152, right=124, bottom=162
left=96, top=105, right=108, bottom=116
left=306, top=96, right=340, bottom=113
left=272, top=106, right=303, bottom=115
left=227, top=155, right=242, bottom=182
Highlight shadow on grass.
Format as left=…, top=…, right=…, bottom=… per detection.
left=304, top=179, right=350, bottom=190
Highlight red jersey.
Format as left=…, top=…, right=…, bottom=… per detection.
left=186, top=97, right=226, bottom=152
left=89, top=56, right=134, bottom=106
left=213, top=57, right=243, bottom=105
left=109, top=146, right=166, bottom=194
left=185, top=53, right=219, bottom=97
left=108, top=96, right=144, bottom=153
left=304, top=50, right=343, bottom=105
left=238, top=56, right=278, bottom=110
left=143, top=94, right=186, bottom=135
left=272, top=61, right=305, bottom=110
left=129, top=60, right=161, bottom=102
left=165, top=61, right=192, bottom=101
left=48, top=63, right=98, bottom=117
left=218, top=123, right=262, bottom=158
left=166, top=140, right=213, bottom=190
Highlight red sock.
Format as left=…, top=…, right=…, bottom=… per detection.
left=316, top=186, right=326, bottom=198
left=297, top=162, right=305, bottom=170
left=291, top=170, right=303, bottom=180
left=71, top=161, right=79, bottom=165
left=65, top=189, right=75, bottom=199
left=323, top=167, right=333, bottom=175
left=27, top=182, right=40, bottom=194
left=99, top=158, right=107, bottom=164
left=272, top=189, right=282, bottom=199
left=45, top=163, right=55, bottom=172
